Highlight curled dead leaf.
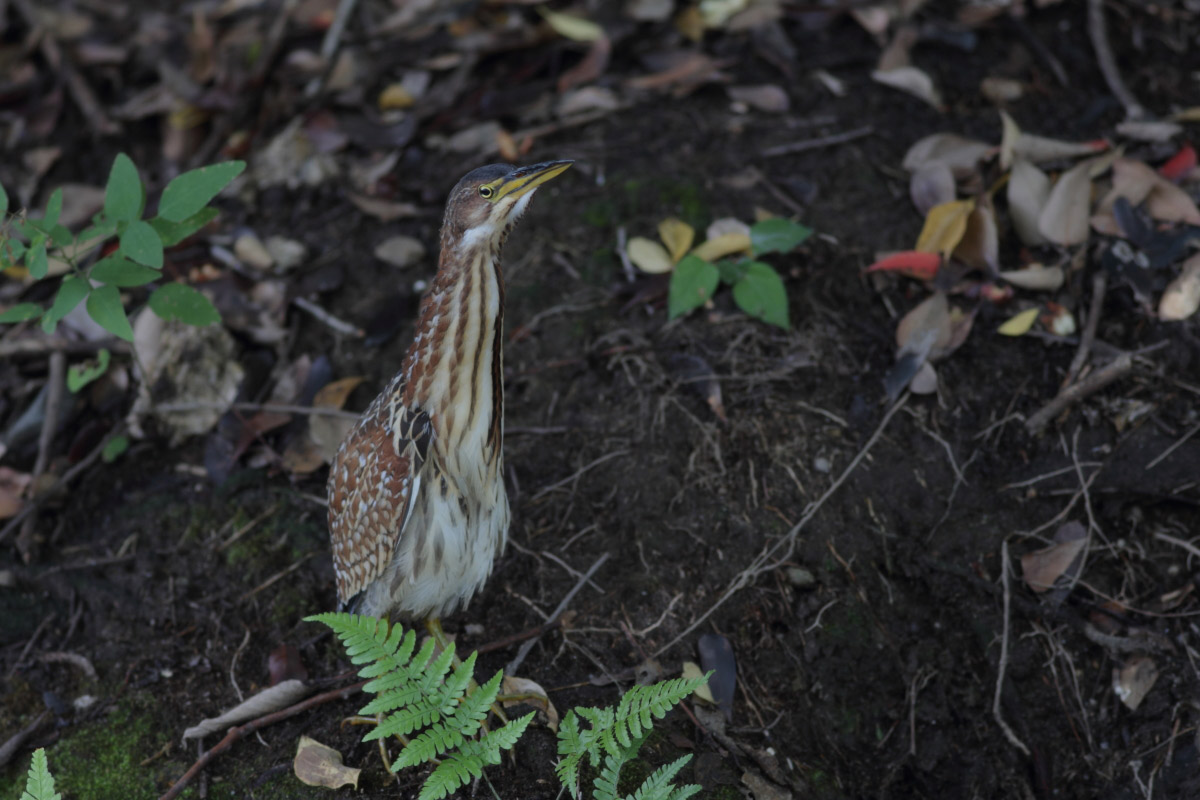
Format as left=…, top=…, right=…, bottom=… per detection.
left=501, top=676, right=559, bottom=732
left=1159, top=252, right=1200, bottom=321
left=1093, top=158, right=1200, bottom=233
left=909, top=162, right=956, bottom=216
left=902, top=133, right=992, bottom=176
left=294, top=736, right=361, bottom=789
left=998, top=265, right=1064, bottom=291
left=1007, top=159, right=1051, bottom=246
left=1113, top=656, right=1158, bottom=711
left=1038, top=159, right=1094, bottom=246
left=952, top=205, right=999, bottom=274
left=871, top=66, right=943, bottom=110
left=1020, top=521, right=1087, bottom=593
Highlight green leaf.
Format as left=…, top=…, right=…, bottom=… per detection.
left=79, top=221, right=117, bottom=243
left=67, top=348, right=111, bottom=393
left=668, top=254, right=720, bottom=320
left=148, top=283, right=220, bottom=326
left=749, top=217, right=812, bottom=256
left=715, top=258, right=746, bottom=286
left=149, top=207, right=218, bottom=247
left=0, top=181, right=8, bottom=217
left=4, top=238, right=26, bottom=265
left=157, top=161, right=245, bottom=222
left=0, top=302, right=44, bottom=323
left=732, top=261, right=790, bottom=329
left=49, top=224, right=73, bottom=248
left=44, top=188, right=63, bottom=228
left=42, top=275, right=91, bottom=333
left=102, top=434, right=130, bottom=463
left=21, top=748, right=61, bottom=800
left=119, top=220, right=163, bottom=268
left=86, top=284, right=134, bottom=341
left=27, top=240, right=48, bottom=279
left=105, top=154, right=143, bottom=222
left=92, top=256, right=161, bottom=287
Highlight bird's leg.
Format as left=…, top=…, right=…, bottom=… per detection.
left=341, top=715, right=408, bottom=781
left=425, top=618, right=509, bottom=726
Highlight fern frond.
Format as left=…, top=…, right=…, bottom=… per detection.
left=629, top=754, right=693, bottom=800
left=21, top=749, right=60, bottom=800
left=448, top=669, right=503, bottom=738
left=665, top=785, right=702, bottom=800
left=592, top=749, right=625, bottom=800
left=395, top=721, right=468, bottom=768
left=556, top=712, right=584, bottom=798
left=414, top=712, right=536, bottom=800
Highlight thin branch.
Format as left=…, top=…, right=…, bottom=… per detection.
left=1087, top=0, right=1145, bottom=119
left=761, top=125, right=874, bottom=158
left=506, top=552, right=609, bottom=675
left=1066, top=271, right=1106, bottom=387
left=993, top=540, right=1031, bottom=757
left=1025, top=353, right=1133, bottom=436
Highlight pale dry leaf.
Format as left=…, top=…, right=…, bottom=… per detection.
left=1021, top=524, right=1086, bottom=592
left=234, top=232, right=273, bottom=270
left=1159, top=252, right=1200, bottom=321
left=812, top=69, right=846, bottom=97
left=627, top=236, right=674, bottom=274
left=902, top=133, right=992, bottom=175
left=952, top=205, right=999, bottom=273
left=682, top=661, right=715, bottom=703
left=538, top=7, right=604, bottom=42
left=347, top=193, right=420, bottom=222
left=0, top=467, right=31, bottom=520
left=909, top=361, right=938, bottom=394
left=294, top=736, right=361, bottom=789
left=700, top=0, right=748, bottom=28
left=1091, top=157, right=1200, bottom=233
left=184, top=680, right=311, bottom=739
left=658, top=218, right=696, bottom=263
left=997, top=307, right=1039, bottom=336
left=871, top=66, right=943, bottom=110
left=727, top=85, right=789, bottom=113
left=999, top=265, right=1064, bottom=291
left=374, top=235, right=426, bottom=269
left=692, top=232, right=751, bottom=262
left=706, top=217, right=751, bottom=240
left=1046, top=304, right=1076, bottom=335
left=1038, top=159, right=1094, bottom=246
left=895, top=292, right=952, bottom=353
left=626, top=0, right=674, bottom=22
left=876, top=26, right=918, bottom=72
left=1113, top=657, right=1158, bottom=711
left=501, top=676, right=560, bottom=732
left=556, top=86, right=620, bottom=117
left=1115, top=119, right=1182, bottom=142
left=1007, top=159, right=1051, bottom=246
left=916, top=199, right=975, bottom=257
left=909, top=163, right=956, bottom=216
left=980, top=76, right=1022, bottom=105
left=1015, top=133, right=1107, bottom=164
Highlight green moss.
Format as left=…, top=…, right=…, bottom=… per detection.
left=50, top=701, right=166, bottom=800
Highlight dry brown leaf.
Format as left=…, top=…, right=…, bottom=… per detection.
left=1037, top=159, right=1093, bottom=246
left=1021, top=522, right=1087, bottom=593
left=281, top=435, right=326, bottom=474
left=1106, top=159, right=1200, bottom=227
left=902, top=133, right=992, bottom=176
left=1001, top=112, right=1108, bottom=168
left=557, top=86, right=620, bottom=117
left=1113, top=657, right=1158, bottom=711
left=1159, top=252, right=1200, bottom=321
left=294, top=736, right=361, bottom=789
left=871, top=66, right=943, bottom=110
left=1007, top=159, right=1051, bottom=246
left=727, top=85, right=789, bottom=113
left=952, top=205, right=999, bottom=273
left=0, top=467, right=31, bottom=519
left=658, top=218, right=695, bottom=263
left=558, top=35, right=611, bottom=92
left=625, top=53, right=730, bottom=94
left=916, top=199, right=974, bottom=257
left=348, top=193, right=420, bottom=222
left=501, top=676, right=560, bottom=732
left=378, top=83, right=415, bottom=110
left=895, top=292, right=951, bottom=353
left=999, top=265, right=1064, bottom=291
left=909, top=163, right=956, bottom=216
left=876, top=26, right=918, bottom=72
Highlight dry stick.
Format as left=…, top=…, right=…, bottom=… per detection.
left=0, top=711, right=48, bottom=770
left=1087, top=0, right=1145, bottom=120
left=158, top=680, right=367, bottom=800
left=0, top=337, right=130, bottom=359
left=305, top=0, right=361, bottom=97
left=993, top=540, right=1031, bottom=757
left=654, top=394, right=910, bottom=658
left=1146, top=420, right=1200, bottom=470
left=761, top=125, right=874, bottom=158
left=1066, top=272, right=1107, bottom=387
left=506, top=552, right=609, bottom=675
left=1024, top=352, right=1133, bottom=436
left=10, top=0, right=119, bottom=135
left=292, top=297, right=364, bottom=338
left=0, top=427, right=120, bottom=544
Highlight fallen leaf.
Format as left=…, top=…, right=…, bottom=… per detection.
left=557, top=86, right=620, bottom=117
left=538, top=6, right=604, bottom=42
left=682, top=661, right=715, bottom=703
left=909, top=361, right=938, bottom=394
left=998, top=265, right=1064, bottom=291
left=557, top=35, right=611, bottom=92
left=952, top=204, right=999, bottom=274
left=896, top=292, right=952, bottom=353
left=706, top=217, right=751, bottom=240
left=741, top=770, right=793, bottom=800
left=378, top=83, right=415, bottom=110
left=1021, top=521, right=1087, bottom=592
left=374, top=235, right=426, bottom=268
left=866, top=251, right=941, bottom=281
left=916, top=199, right=975, bottom=257
left=269, top=644, right=308, bottom=685
left=294, top=736, right=361, bottom=789
left=0, top=467, right=31, bottom=519
left=234, top=232, right=273, bottom=270
left=727, top=85, right=789, bottom=113
left=1158, top=143, right=1197, bottom=182
left=997, top=307, right=1039, bottom=336
left=980, top=76, right=1023, bottom=105
left=691, top=232, right=751, bottom=262
left=1159, top=252, right=1200, bottom=321
left=871, top=66, right=943, bottom=110
left=1115, top=119, right=1181, bottom=142
left=658, top=218, right=695, bottom=263
left=1007, top=159, right=1051, bottom=246
left=184, top=680, right=311, bottom=739
left=1038, top=159, right=1093, bottom=246
left=347, top=193, right=420, bottom=221
left=1042, top=302, right=1075, bottom=335
left=903, top=133, right=992, bottom=176
left=627, top=236, right=674, bottom=274
left=910, top=162, right=956, bottom=216
left=1113, top=657, right=1158, bottom=711
left=700, top=0, right=748, bottom=28
left=501, top=676, right=560, bottom=732
left=1001, top=112, right=1109, bottom=167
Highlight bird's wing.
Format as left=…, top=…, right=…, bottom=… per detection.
left=327, top=398, right=433, bottom=607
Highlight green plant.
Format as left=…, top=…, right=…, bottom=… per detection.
left=0, top=155, right=244, bottom=342
left=556, top=674, right=710, bottom=800
left=308, top=613, right=533, bottom=800
left=21, top=748, right=61, bottom=800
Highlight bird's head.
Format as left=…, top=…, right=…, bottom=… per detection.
left=442, top=160, right=573, bottom=254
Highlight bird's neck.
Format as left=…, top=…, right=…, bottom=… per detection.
left=400, top=240, right=505, bottom=459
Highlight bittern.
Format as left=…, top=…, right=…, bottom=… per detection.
left=327, top=160, right=572, bottom=639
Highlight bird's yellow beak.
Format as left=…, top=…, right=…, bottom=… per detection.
left=492, top=160, right=573, bottom=201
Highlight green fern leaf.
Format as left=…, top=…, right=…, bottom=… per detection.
left=396, top=720, right=467, bottom=768
left=665, top=785, right=702, bottom=800
left=448, top=669, right=503, bottom=738
left=629, top=754, right=693, bottom=800
left=21, top=748, right=61, bottom=800
left=414, top=712, right=535, bottom=800
left=593, top=751, right=623, bottom=800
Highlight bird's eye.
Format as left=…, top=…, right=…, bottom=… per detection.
left=479, top=186, right=494, bottom=199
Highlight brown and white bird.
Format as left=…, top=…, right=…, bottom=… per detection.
left=327, top=160, right=572, bottom=634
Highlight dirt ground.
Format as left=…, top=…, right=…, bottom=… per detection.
left=3, top=2, right=1200, bottom=799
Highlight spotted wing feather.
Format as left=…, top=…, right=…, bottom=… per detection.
left=327, top=395, right=432, bottom=607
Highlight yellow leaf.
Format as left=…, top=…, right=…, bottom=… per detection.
left=691, top=232, right=751, bottom=262
left=915, top=198, right=975, bottom=257
left=627, top=236, right=674, bottom=274
left=378, top=84, right=414, bottom=111
left=682, top=661, right=715, bottom=704
left=537, top=6, right=604, bottom=42
left=657, top=217, right=694, bottom=263
left=314, top=376, right=365, bottom=409
left=997, top=307, right=1039, bottom=336
left=1171, top=107, right=1200, bottom=122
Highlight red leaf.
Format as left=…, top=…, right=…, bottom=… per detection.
left=1159, top=143, right=1196, bottom=182
left=866, top=251, right=941, bottom=281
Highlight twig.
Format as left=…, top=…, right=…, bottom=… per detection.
left=1024, top=353, right=1133, bottom=436
left=11, top=0, right=120, bottom=135
left=1155, top=532, right=1200, bottom=564
left=475, top=617, right=565, bottom=655
left=0, top=337, right=130, bottom=359
left=1087, top=0, right=1145, bottom=119
left=0, top=427, right=120, bottom=544
left=506, top=552, right=609, bottom=675
left=237, top=553, right=315, bottom=602
left=993, top=541, right=1031, bottom=757
left=18, top=352, right=66, bottom=553
left=305, top=0, right=361, bottom=98
left=1146, top=420, right=1200, bottom=470
left=531, top=450, right=630, bottom=501
left=540, top=550, right=605, bottom=594
left=154, top=401, right=359, bottom=419
left=158, top=679, right=367, bottom=800
left=654, top=393, right=909, bottom=657
left=1066, top=272, right=1106, bottom=387
left=761, top=125, right=874, bottom=158
left=0, top=711, right=48, bottom=770
left=292, top=296, right=364, bottom=338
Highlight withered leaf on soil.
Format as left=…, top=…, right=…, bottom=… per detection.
left=998, top=264, right=1063, bottom=292
left=999, top=111, right=1108, bottom=169
left=682, top=661, right=716, bottom=703
left=347, top=193, right=420, bottom=222
left=0, top=467, right=31, bottom=520
left=871, top=66, right=943, bottom=110
left=627, top=236, right=674, bottom=274
left=501, top=675, right=560, bottom=732
left=727, top=84, right=789, bottom=113
left=997, top=307, right=1039, bottom=336
left=902, top=133, right=992, bottom=176
left=692, top=232, right=751, bottom=262
left=1092, top=158, right=1200, bottom=234
left=1021, top=521, right=1087, bottom=593
left=1113, top=656, right=1158, bottom=712
left=294, top=736, right=361, bottom=789
left=910, top=162, right=956, bottom=216
left=916, top=199, right=974, bottom=257
left=1007, top=159, right=1051, bottom=246
left=1159, top=252, right=1200, bottom=321
left=269, top=644, right=308, bottom=685
left=558, top=35, right=611, bottom=92
left=896, top=292, right=952, bottom=354
left=952, top=204, right=999, bottom=274
left=658, top=218, right=695, bottom=263
left=867, top=251, right=941, bottom=281
left=184, top=680, right=311, bottom=739
left=374, top=235, right=426, bottom=269
left=1037, top=158, right=1094, bottom=246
